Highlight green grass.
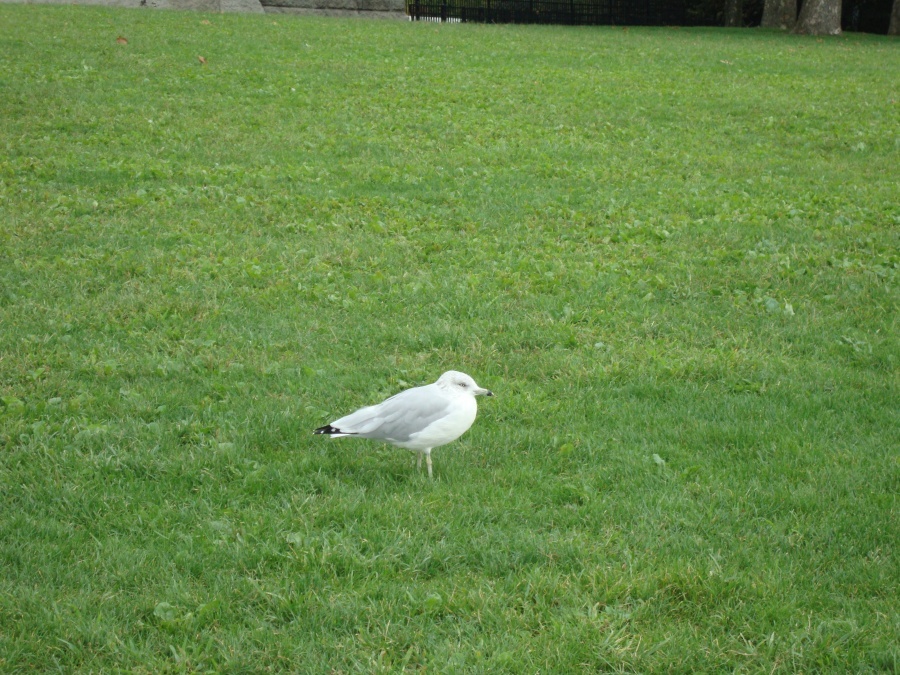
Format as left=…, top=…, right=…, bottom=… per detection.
left=1, top=5, right=898, bottom=671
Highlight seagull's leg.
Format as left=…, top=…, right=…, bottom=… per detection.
left=416, top=451, right=423, bottom=472
left=425, top=450, right=433, bottom=479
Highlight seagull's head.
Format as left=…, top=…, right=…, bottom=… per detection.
left=437, top=371, right=493, bottom=398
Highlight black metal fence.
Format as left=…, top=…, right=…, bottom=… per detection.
left=407, top=0, right=689, bottom=25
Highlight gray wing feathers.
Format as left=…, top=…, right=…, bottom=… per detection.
left=331, top=386, right=452, bottom=443
left=330, top=404, right=387, bottom=435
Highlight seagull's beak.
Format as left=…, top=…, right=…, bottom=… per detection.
left=476, top=387, right=493, bottom=397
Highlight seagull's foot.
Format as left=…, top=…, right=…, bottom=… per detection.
left=426, top=453, right=433, bottom=479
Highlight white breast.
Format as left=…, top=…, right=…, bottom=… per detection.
left=395, top=395, right=478, bottom=451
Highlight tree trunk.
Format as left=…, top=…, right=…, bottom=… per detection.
left=793, top=0, right=842, bottom=34
left=761, top=0, right=797, bottom=28
left=724, top=0, right=743, bottom=26
left=889, top=0, right=900, bottom=35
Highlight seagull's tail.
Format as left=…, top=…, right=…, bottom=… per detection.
left=313, top=424, right=353, bottom=438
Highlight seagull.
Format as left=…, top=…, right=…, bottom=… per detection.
left=314, top=371, right=493, bottom=478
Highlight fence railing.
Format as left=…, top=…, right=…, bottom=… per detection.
left=407, top=0, right=688, bottom=25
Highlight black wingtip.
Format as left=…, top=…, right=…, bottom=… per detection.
left=314, top=424, right=341, bottom=435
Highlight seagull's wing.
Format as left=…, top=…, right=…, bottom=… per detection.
left=329, top=384, right=453, bottom=444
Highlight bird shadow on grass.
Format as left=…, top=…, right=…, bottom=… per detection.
left=308, top=448, right=445, bottom=490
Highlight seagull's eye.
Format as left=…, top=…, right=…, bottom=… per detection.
left=457, top=382, right=467, bottom=388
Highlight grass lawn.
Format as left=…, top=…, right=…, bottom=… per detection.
left=0, top=5, right=898, bottom=671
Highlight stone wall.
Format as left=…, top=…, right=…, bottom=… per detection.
left=262, top=0, right=404, bottom=18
